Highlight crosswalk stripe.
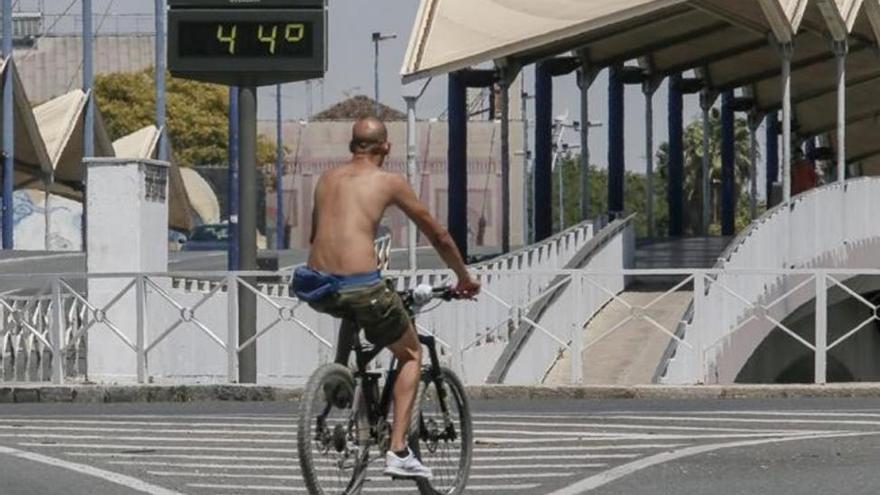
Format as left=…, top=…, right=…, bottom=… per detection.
left=474, top=420, right=807, bottom=433
left=188, top=482, right=542, bottom=492
left=153, top=470, right=575, bottom=480
left=106, top=460, right=608, bottom=470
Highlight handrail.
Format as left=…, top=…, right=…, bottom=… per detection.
left=485, top=215, right=635, bottom=384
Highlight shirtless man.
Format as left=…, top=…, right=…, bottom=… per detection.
left=292, top=117, right=480, bottom=479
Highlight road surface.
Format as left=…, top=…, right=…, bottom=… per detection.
left=0, top=398, right=879, bottom=494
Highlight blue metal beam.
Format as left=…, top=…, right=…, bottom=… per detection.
left=766, top=112, right=779, bottom=205
left=228, top=87, right=240, bottom=271
left=447, top=72, right=468, bottom=259
left=607, top=64, right=625, bottom=216
left=721, top=91, right=735, bottom=236
left=667, top=74, right=684, bottom=237
left=534, top=61, right=553, bottom=242
left=2, top=0, right=13, bottom=249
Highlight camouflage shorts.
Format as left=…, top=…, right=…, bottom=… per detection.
left=308, top=280, right=411, bottom=349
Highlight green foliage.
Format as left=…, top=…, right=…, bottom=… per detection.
left=94, top=69, right=276, bottom=167
left=549, top=109, right=762, bottom=239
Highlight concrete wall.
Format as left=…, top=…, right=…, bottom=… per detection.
left=259, top=120, right=526, bottom=250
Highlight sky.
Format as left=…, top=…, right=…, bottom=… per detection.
left=23, top=0, right=770, bottom=197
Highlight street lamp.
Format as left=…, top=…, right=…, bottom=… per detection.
left=372, top=32, right=397, bottom=116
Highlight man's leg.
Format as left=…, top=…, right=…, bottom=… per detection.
left=386, top=322, right=422, bottom=452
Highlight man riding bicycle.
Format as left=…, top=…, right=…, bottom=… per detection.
left=292, top=116, right=480, bottom=480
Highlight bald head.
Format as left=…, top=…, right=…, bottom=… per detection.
left=349, top=117, right=389, bottom=156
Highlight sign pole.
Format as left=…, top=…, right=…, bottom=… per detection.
left=238, top=86, right=258, bottom=384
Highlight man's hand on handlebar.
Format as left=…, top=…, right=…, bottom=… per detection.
left=454, top=274, right=481, bottom=299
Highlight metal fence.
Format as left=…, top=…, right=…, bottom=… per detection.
left=4, top=267, right=879, bottom=386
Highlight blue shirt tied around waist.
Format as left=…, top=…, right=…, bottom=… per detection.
left=292, top=266, right=382, bottom=302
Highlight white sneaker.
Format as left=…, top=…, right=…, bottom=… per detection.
left=384, top=448, right=433, bottom=480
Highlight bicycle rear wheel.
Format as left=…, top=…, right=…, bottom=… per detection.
left=298, top=363, right=370, bottom=495
left=411, top=366, right=473, bottom=495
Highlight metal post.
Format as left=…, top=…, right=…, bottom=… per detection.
left=226, top=274, right=238, bottom=382
left=373, top=37, right=379, bottom=116
left=720, top=91, right=735, bottom=236
left=644, top=83, right=656, bottom=238
left=577, top=65, right=591, bottom=223
left=693, top=272, right=707, bottom=383
left=228, top=87, right=240, bottom=271
left=766, top=112, right=779, bottom=204
left=521, top=78, right=531, bottom=244
left=570, top=274, right=583, bottom=385
left=275, top=84, right=285, bottom=250
left=404, top=95, right=418, bottom=270
left=814, top=272, right=827, bottom=384
left=780, top=43, right=793, bottom=204
left=50, top=278, right=64, bottom=384
left=834, top=40, right=848, bottom=183
left=238, top=86, right=258, bottom=383
left=700, top=92, right=712, bottom=235
left=607, top=64, right=625, bottom=216
left=534, top=62, right=553, bottom=242
left=154, top=0, right=168, bottom=161
left=44, top=177, right=51, bottom=250
left=82, top=0, right=94, bottom=252
left=748, top=114, right=760, bottom=219
left=1, top=0, right=13, bottom=250
left=135, top=275, right=147, bottom=383
left=447, top=72, right=468, bottom=258
left=499, top=71, right=511, bottom=252
left=668, top=74, right=684, bottom=237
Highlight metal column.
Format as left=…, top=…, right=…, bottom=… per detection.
left=699, top=91, right=713, bottom=235
left=2, top=0, right=13, bottom=249
left=447, top=72, right=468, bottom=258
left=155, top=0, right=168, bottom=161
left=780, top=43, right=793, bottom=203
left=834, top=40, right=848, bottom=183
left=720, top=91, right=735, bottom=236
left=577, top=65, right=591, bottom=223
left=607, top=64, right=625, bottom=216
left=237, top=86, right=257, bottom=383
left=82, top=0, right=94, bottom=252
left=228, top=87, right=240, bottom=271
left=534, top=62, right=553, bottom=242
left=766, top=112, right=779, bottom=205
left=404, top=95, right=418, bottom=270
left=521, top=78, right=531, bottom=244
left=667, top=74, right=684, bottom=237
left=644, top=81, right=658, bottom=238
left=748, top=114, right=760, bottom=220
left=275, top=84, right=285, bottom=250
left=499, top=72, right=511, bottom=253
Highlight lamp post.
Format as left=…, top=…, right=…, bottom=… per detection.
left=372, top=32, right=397, bottom=116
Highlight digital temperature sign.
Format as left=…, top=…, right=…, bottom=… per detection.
left=168, top=0, right=327, bottom=86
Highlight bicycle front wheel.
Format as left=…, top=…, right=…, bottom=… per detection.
left=298, top=363, right=369, bottom=495
left=411, top=366, right=473, bottom=495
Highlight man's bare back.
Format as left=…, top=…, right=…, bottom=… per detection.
left=308, top=162, right=398, bottom=275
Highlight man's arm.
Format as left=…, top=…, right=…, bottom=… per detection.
left=389, top=174, right=472, bottom=283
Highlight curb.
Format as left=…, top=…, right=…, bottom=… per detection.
left=4, top=383, right=880, bottom=404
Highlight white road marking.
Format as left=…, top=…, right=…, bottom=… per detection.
left=153, top=470, right=575, bottom=480
left=603, top=414, right=880, bottom=428
left=0, top=424, right=295, bottom=436
left=107, top=460, right=607, bottom=470
left=545, top=431, right=877, bottom=495
left=0, top=433, right=295, bottom=444
left=0, top=444, right=185, bottom=495
left=188, top=482, right=541, bottom=492
left=0, top=418, right=293, bottom=429
left=474, top=420, right=812, bottom=433
left=473, top=429, right=821, bottom=440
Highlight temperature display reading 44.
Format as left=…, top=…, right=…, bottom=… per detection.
left=179, top=22, right=314, bottom=58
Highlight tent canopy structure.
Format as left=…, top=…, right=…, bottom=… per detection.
left=0, top=59, right=52, bottom=189
left=402, top=0, right=880, bottom=165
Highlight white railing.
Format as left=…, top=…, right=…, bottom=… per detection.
left=4, top=267, right=880, bottom=386
left=663, top=178, right=880, bottom=384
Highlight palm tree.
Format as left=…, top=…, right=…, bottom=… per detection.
left=656, top=108, right=756, bottom=235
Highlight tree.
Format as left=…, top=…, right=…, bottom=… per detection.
left=656, top=109, right=758, bottom=235
left=94, top=69, right=276, bottom=167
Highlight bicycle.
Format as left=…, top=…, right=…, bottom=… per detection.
left=297, top=284, right=473, bottom=495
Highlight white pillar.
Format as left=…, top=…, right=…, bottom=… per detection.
left=781, top=43, right=793, bottom=203
left=644, top=80, right=658, bottom=238
left=404, top=96, right=418, bottom=270
left=87, top=159, right=169, bottom=382
left=834, top=40, right=847, bottom=183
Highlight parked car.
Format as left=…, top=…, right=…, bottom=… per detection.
left=183, top=223, right=230, bottom=251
